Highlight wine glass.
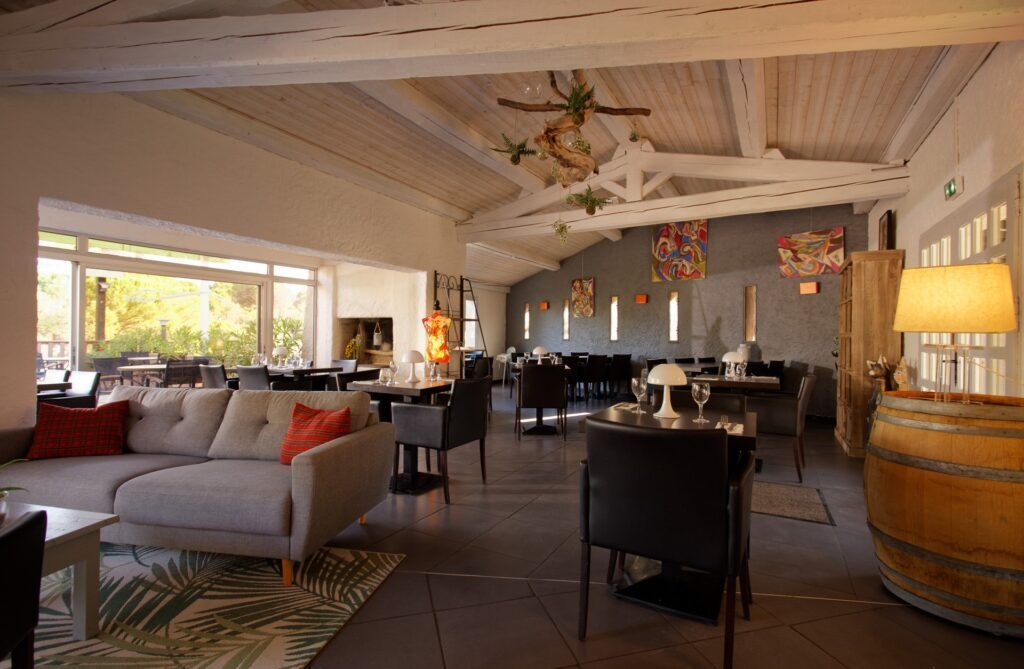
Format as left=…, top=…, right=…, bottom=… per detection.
left=691, top=381, right=711, bottom=423
left=379, top=368, right=391, bottom=385
left=389, top=360, right=399, bottom=383
left=631, top=376, right=647, bottom=414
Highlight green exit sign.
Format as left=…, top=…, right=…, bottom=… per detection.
left=944, top=176, right=964, bottom=201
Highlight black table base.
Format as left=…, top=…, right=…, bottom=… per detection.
left=616, top=562, right=725, bottom=624
left=390, top=472, right=444, bottom=494
left=523, top=407, right=559, bottom=436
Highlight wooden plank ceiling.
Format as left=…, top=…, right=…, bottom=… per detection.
left=1, top=1, right=962, bottom=285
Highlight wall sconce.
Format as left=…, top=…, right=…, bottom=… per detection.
left=799, top=282, right=820, bottom=295
left=634, top=294, right=648, bottom=304
left=539, top=301, right=550, bottom=310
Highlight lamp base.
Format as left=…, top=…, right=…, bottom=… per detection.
left=652, top=385, right=679, bottom=419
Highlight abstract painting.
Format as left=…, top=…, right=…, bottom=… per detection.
left=651, top=220, right=707, bottom=282
left=777, top=227, right=845, bottom=277
left=571, top=277, right=595, bottom=318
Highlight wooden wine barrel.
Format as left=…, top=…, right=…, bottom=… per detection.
left=866, top=391, right=1024, bottom=637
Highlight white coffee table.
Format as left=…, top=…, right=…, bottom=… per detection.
left=4, top=502, right=118, bottom=640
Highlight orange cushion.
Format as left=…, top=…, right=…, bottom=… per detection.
left=28, top=401, right=129, bottom=459
left=279, top=403, right=351, bottom=465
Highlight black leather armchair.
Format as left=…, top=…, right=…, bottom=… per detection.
left=37, top=371, right=100, bottom=408
left=236, top=365, right=272, bottom=390
left=0, top=510, right=47, bottom=669
left=746, top=374, right=816, bottom=482
left=516, top=364, right=568, bottom=441
left=579, top=421, right=753, bottom=669
left=391, top=377, right=489, bottom=504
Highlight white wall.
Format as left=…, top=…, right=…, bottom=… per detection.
left=335, top=262, right=426, bottom=361
left=0, top=92, right=465, bottom=427
left=869, top=41, right=1024, bottom=385
left=471, top=284, right=508, bottom=356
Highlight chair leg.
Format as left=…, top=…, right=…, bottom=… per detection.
left=578, top=541, right=591, bottom=640
left=440, top=450, right=451, bottom=504
left=11, top=630, right=34, bottom=669
left=740, top=555, right=753, bottom=619
left=724, top=574, right=737, bottom=669
left=798, top=433, right=807, bottom=467
left=391, top=443, right=401, bottom=493
left=479, top=437, right=487, bottom=484
left=515, top=407, right=521, bottom=440
left=606, top=550, right=618, bottom=584
left=281, top=559, right=294, bottom=586
left=425, top=449, right=431, bottom=472
left=793, top=436, right=803, bottom=483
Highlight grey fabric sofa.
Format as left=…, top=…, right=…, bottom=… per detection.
left=0, top=386, right=394, bottom=582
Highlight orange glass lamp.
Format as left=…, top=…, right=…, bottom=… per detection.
left=422, top=308, right=452, bottom=366
left=893, top=262, right=1017, bottom=402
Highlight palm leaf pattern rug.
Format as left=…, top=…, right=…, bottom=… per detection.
left=17, top=543, right=403, bottom=668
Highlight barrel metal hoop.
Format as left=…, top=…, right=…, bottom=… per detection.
left=868, top=522, right=1024, bottom=583
left=874, top=412, right=1024, bottom=439
left=866, top=442, right=1024, bottom=483
left=878, top=565, right=1024, bottom=637
left=880, top=394, right=1024, bottom=421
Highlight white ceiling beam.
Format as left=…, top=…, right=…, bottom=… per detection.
left=598, top=229, right=623, bottom=242
left=642, top=172, right=675, bottom=198
left=129, top=89, right=469, bottom=221
left=3, top=0, right=1018, bottom=92
left=353, top=80, right=547, bottom=193
left=456, top=167, right=910, bottom=242
left=882, top=43, right=996, bottom=163
left=600, top=181, right=628, bottom=200
left=852, top=200, right=876, bottom=215
left=470, top=243, right=560, bottom=272
left=468, top=154, right=629, bottom=226
left=0, top=0, right=285, bottom=36
left=638, top=151, right=891, bottom=182
left=723, top=58, right=768, bottom=158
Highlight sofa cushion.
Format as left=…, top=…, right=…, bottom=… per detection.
left=114, top=460, right=292, bottom=536
left=208, top=390, right=370, bottom=461
left=28, top=400, right=129, bottom=460
left=110, top=386, right=233, bottom=457
left=280, top=404, right=351, bottom=465
left=3, top=454, right=205, bottom=513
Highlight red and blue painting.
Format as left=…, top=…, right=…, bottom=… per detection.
left=651, top=220, right=708, bottom=282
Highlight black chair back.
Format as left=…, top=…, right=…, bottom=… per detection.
left=644, top=358, right=667, bottom=372
left=471, top=357, right=493, bottom=379
left=795, top=374, right=816, bottom=436
left=331, top=359, right=358, bottom=373
left=610, top=354, right=632, bottom=381
left=68, top=370, right=100, bottom=396
left=236, top=365, right=272, bottom=390
left=448, top=377, right=490, bottom=447
left=584, top=421, right=730, bottom=572
left=200, top=364, right=227, bottom=389
left=698, top=356, right=717, bottom=364
left=670, top=388, right=747, bottom=414
left=571, top=352, right=589, bottom=357
left=767, top=360, right=786, bottom=381
left=676, top=357, right=696, bottom=365
left=584, top=354, right=608, bottom=382
left=91, top=357, right=121, bottom=376
left=42, top=368, right=70, bottom=383
left=0, top=510, right=47, bottom=667
left=164, top=360, right=200, bottom=387
left=271, top=377, right=313, bottom=391
left=519, top=364, right=567, bottom=410
left=746, top=361, right=769, bottom=377
left=119, top=351, right=151, bottom=361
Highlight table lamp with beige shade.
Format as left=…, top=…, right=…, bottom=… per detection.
left=892, top=262, right=1016, bottom=402
left=648, top=363, right=688, bottom=418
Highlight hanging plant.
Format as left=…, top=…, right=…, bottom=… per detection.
left=556, top=81, right=598, bottom=125
left=566, top=186, right=610, bottom=216
left=491, top=132, right=537, bottom=165
left=629, top=130, right=641, bottom=143
left=553, top=221, right=571, bottom=244
left=571, top=134, right=592, bottom=155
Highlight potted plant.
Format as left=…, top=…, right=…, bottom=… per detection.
left=0, top=459, right=27, bottom=524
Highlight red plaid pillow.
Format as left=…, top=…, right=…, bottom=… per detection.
left=280, top=403, right=351, bottom=465
left=28, top=400, right=130, bottom=460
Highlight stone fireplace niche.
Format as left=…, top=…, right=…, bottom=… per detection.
left=338, top=317, right=393, bottom=366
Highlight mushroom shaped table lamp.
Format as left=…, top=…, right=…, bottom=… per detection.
left=272, top=346, right=289, bottom=367
left=532, top=346, right=549, bottom=357
left=722, top=351, right=743, bottom=378
left=648, top=363, right=689, bottom=419
left=402, top=350, right=425, bottom=383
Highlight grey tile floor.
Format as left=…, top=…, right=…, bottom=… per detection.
left=313, top=392, right=1024, bottom=668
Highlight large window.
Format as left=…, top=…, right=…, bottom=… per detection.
left=37, top=231, right=317, bottom=370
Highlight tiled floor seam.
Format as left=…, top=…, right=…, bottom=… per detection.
left=423, top=564, right=450, bottom=669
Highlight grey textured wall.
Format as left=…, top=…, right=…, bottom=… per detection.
left=505, top=205, right=868, bottom=416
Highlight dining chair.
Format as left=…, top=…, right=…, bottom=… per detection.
left=199, top=364, right=228, bottom=389
left=90, top=357, right=122, bottom=392
left=236, top=365, right=272, bottom=390
left=746, top=374, right=816, bottom=482
left=145, top=359, right=200, bottom=388
left=471, top=356, right=494, bottom=411
left=570, top=352, right=589, bottom=357
left=676, top=357, right=696, bottom=365
left=579, top=421, right=753, bottom=669
left=644, top=358, right=667, bottom=373
left=610, top=354, right=632, bottom=397
left=0, top=510, right=47, bottom=669
left=516, top=364, right=568, bottom=440
left=495, top=346, right=516, bottom=386
left=562, top=355, right=585, bottom=401
left=391, top=377, right=490, bottom=504
left=668, top=388, right=747, bottom=414
left=37, top=371, right=100, bottom=408
left=583, top=354, right=609, bottom=400
left=41, top=368, right=70, bottom=384
left=698, top=356, right=717, bottom=364
left=270, top=377, right=314, bottom=391
left=331, top=359, right=358, bottom=373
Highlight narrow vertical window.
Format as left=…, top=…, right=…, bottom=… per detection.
left=958, top=223, right=971, bottom=260
left=993, top=203, right=1008, bottom=245
left=464, top=299, right=477, bottom=349
left=610, top=296, right=619, bottom=341
left=669, top=291, right=679, bottom=342
left=940, top=236, right=951, bottom=266
left=524, top=303, right=530, bottom=340
left=973, top=213, right=988, bottom=253
left=743, top=285, right=757, bottom=342
left=562, top=299, right=569, bottom=340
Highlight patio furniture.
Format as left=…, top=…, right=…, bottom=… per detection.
left=37, top=371, right=100, bottom=408
left=91, top=357, right=122, bottom=392
left=144, top=360, right=201, bottom=388
left=236, top=365, right=272, bottom=390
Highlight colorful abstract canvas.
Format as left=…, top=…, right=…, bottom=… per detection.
left=777, top=227, right=845, bottom=278
left=571, top=277, right=595, bottom=318
left=651, top=220, right=707, bottom=282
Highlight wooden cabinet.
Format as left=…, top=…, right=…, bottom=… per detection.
left=835, top=250, right=903, bottom=457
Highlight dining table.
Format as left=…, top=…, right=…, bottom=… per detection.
left=586, top=403, right=758, bottom=624
left=347, top=378, right=455, bottom=494
left=691, top=374, right=781, bottom=391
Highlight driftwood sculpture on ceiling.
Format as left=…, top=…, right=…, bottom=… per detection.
left=497, top=70, right=651, bottom=187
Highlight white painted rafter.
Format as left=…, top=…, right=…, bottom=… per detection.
left=2, top=1, right=1016, bottom=92
left=723, top=58, right=768, bottom=158
left=471, top=242, right=560, bottom=272
left=638, top=152, right=891, bottom=182
left=457, top=166, right=910, bottom=242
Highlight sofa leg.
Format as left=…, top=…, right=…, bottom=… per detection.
left=359, top=515, right=366, bottom=525
left=281, top=559, right=294, bottom=587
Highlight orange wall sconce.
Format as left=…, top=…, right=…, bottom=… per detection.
left=634, top=294, right=648, bottom=304
left=799, top=281, right=820, bottom=295
left=539, top=301, right=550, bottom=310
